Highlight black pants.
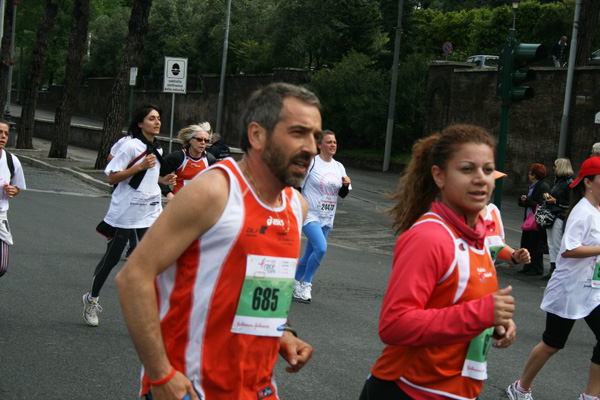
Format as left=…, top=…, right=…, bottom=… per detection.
left=359, top=375, right=413, bottom=400
left=90, top=227, right=147, bottom=297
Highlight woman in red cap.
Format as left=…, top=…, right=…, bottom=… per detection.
left=507, top=156, right=600, bottom=400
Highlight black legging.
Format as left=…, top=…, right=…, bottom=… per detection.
left=359, top=375, right=413, bottom=400
left=90, top=227, right=147, bottom=297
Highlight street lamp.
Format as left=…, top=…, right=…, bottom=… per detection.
left=512, top=0, right=520, bottom=29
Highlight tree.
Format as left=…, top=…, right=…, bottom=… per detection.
left=16, top=0, right=59, bottom=149
left=48, top=0, right=89, bottom=158
left=575, top=0, right=600, bottom=66
left=0, top=1, right=16, bottom=120
left=94, top=0, right=153, bottom=169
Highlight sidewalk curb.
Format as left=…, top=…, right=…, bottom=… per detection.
left=18, top=155, right=112, bottom=193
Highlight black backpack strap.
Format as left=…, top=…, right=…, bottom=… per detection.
left=5, top=151, right=14, bottom=182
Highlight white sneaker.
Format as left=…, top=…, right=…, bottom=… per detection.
left=507, top=381, right=533, bottom=400
left=301, top=282, right=312, bottom=302
left=577, top=394, right=600, bottom=400
left=82, top=293, right=102, bottom=327
left=293, top=280, right=302, bottom=299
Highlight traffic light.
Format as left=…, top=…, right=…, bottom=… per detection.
left=510, top=42, right=547, bottom=103
left=496, top=41, right=512, bottom=99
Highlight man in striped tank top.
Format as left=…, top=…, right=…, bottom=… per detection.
left=116, top=83, right=322, bottom=400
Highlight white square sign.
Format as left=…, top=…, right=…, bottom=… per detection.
left=163, top=57, right=187, bottom=94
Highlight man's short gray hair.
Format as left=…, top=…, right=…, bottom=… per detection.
left=592, top=142, right=600, bottom=155
left=239, top=82, right=321, bottom=153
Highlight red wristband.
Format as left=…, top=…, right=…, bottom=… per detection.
left=149, top=366, right=176, bottom=386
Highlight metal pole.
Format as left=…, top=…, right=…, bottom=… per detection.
left=215, top=0, right=231, bottom=135
left=557, top=0, right=581, bottom=158
left=4, top=1, right=16, bottom=120
left=16, top=42, right=21, bottom=102
left=383, top=0, right=404, bottom=172
left=494, top=30, right=516, bottom=209
left=169, top=93, right=175, bottom=153
left=0, top=0, right=5, bottom=42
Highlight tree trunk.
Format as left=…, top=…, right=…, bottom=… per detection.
left=94, top=0, right=153, bottom=170
left=0, top=2, right=15, bottom=121
left=575, top=0, right=600, bottom=66
left=16, top=0, right=59, bottom=149
left=48, top=0, right=90, bottom=158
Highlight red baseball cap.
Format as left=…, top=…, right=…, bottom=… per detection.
left=570, top=156, right=600, bottom=187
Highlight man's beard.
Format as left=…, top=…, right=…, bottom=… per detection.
left=262, top=141, right=312, bottom=187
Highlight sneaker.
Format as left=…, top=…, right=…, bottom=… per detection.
left=577, top=394, right=600, bottom=400
left=293, top=280, right=302, bottom=299
left=82, top=293, right=102, bottom=327
left=301, top=282, right=312, bottom=302
left=507, top=381, right=533, bottom=400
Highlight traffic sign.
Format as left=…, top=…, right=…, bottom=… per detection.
left=443, top=42, right=453, bottom=54
left=163, top=56, right=187, bottom=94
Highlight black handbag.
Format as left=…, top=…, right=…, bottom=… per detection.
left=534, top=201, right=556, bottom=229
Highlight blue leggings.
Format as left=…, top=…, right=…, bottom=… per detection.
left=295, top=221, right=330, bottom=283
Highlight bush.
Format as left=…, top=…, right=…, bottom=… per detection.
left=306, top=51, right=428, bottom=157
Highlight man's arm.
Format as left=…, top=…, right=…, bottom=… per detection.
left=277, top=192, right=313, bottom=373
left=115, top=168, right=229, bottom=399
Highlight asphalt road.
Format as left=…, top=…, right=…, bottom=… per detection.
left=0, top=164, right=595, bottom=400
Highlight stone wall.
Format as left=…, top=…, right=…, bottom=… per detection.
left=32, top=68, right=309, bottom=149
left=424, top=62, right=600, bottom=193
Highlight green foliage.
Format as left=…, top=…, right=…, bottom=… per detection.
left=306, top=51, right=428, bottom=155
left=306, top=52, right=388, bottom=150
left=83, top=7, right=130, bottom=78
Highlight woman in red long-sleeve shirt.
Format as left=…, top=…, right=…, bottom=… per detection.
left=359, top=124, right=517, bottom=400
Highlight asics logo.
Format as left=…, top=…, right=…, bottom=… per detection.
left=267, top=216, right=284, bottom=226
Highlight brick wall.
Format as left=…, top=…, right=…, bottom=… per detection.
left=424, top=62, right=600, bottom=193
left=32, top=68, right=309, bottom=150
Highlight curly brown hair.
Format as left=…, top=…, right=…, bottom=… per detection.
left=388, top=124, right=496, bottom=234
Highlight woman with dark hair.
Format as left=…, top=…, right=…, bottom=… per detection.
left=518, top=163, right=551, bottom=275
left=359, top=124, right=516, bottom=400
left=541, top=158, right=574, bottom=280
left=507, top=157, right=600, bottom=400
left=82, top=104, right=175, bottom=327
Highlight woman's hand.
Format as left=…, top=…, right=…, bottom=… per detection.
left=493, top=286, right=514, bottom=327
left=544, top=193, right=556, bottom=204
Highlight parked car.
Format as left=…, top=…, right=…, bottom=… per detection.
left=465, top=55, right=499, bottom=68
left=589, top=49, right=600, bottom=65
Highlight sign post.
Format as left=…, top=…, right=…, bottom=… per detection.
left=163, top=57, right=188, bottom=152
left=442, top=42, right=452, bottom=61
left=129, top=67, right=138, bottom=122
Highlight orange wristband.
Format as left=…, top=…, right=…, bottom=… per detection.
left=149, top=366, right=176, bottom=386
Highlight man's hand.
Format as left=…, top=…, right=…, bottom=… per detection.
left=148, top=371, right=199, bottom=400
left=342, top=176, right=351, bottom=186
left=4, top=183, right=18, bottom=198
left=279, top=331, right=313, bottom=373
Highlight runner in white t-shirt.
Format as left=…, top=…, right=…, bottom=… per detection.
left=293, top=130, right=351, bottom=302
left=82, top=104, right=176, bottom=327
left=0, top=121, right=25, bottom=278
left=508, top=156, right=600, bottom=400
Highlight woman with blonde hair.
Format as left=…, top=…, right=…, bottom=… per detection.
left=359, top=124, right=516, bottom=400
left=162, top=122, right=216, bottom=201
left=541, top=158, right=574, bottom=280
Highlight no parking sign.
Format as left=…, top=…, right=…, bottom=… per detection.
left=443, top=42, right=453, bottom=54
